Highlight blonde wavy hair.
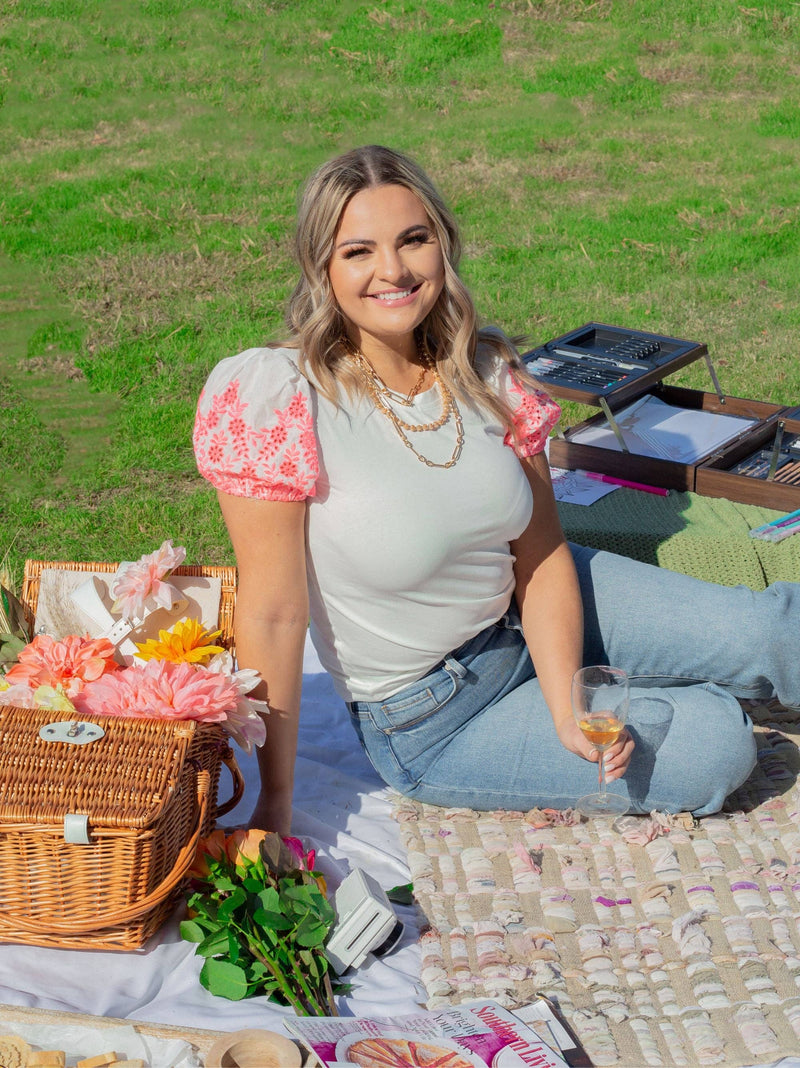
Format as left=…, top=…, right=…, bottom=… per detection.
left=285, top=144, right=539, bottom=432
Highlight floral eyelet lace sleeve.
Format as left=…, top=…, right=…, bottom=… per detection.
left=193, top=347, right=319, bottom=501
left=499, top=363, right=561, bottom=458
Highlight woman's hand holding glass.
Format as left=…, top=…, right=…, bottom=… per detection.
left=555, top=715, right=634, bottom=781
left=570, top=665, right=633, bottom=817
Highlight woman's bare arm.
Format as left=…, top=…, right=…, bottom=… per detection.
left=511, top=453, right=633, bottom=780
left=218, top=490, right=309, bottom=834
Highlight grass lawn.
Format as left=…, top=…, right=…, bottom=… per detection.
left=1, top=0, right=799, bottom=579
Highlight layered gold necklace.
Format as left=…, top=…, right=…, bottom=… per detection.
left=343, top=337, right=464, bottom=469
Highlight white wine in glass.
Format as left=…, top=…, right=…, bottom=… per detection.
left=571, top=665, right=630, bottom=818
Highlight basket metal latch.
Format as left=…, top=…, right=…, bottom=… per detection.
left=39, top=720, right=105, bottom=745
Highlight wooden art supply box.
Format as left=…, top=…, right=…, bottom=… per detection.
left=525, top=322, right=800, bottom=510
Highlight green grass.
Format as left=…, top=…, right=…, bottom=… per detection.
left=1, top=0, right=799, bottom=581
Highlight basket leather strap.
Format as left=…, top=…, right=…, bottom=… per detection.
left=0, top=771, right=211, bottom=936
left=213, top=745, right=245, bottom=820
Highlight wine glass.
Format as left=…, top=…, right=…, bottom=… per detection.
left=571, top=665, right=630, bottom=818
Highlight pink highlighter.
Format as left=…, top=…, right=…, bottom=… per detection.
left=585, top=472, right=670, bottom=497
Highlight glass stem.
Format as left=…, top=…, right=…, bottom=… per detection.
left=597, top=749, right=607, bottom=796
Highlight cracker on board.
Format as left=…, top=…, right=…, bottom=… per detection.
left=28, top=1052, right=67, bottom=1067
left=0, top=1034, right=32, bottom=1068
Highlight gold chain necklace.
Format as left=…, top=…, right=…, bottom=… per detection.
left=397, top=360, right=429, bottom=406
left=343, top=337, right=429, bottom=408
left=343, top=338, right=464, bottom=469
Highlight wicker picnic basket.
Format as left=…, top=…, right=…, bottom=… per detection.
left=0, top=559, right=245, bottom=952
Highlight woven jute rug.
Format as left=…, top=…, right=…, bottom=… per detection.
left=393, top=702, right=800, bottom=1067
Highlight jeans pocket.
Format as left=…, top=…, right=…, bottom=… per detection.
left=377, top=667, right=459, bottom=732
left=350, top=665, right=469, bottom=790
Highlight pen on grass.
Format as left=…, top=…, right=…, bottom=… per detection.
left=585, top=472, right=670, bottom=497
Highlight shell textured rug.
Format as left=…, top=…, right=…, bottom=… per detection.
left=393, top=702, right=800, bottom=1067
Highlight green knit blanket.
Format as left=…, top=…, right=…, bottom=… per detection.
left=558, top=489, right=800, bottom=590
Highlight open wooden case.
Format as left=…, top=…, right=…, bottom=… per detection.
left=696, top=413, right=800, bottom=509
left=526, top=323, right=798, bottom=508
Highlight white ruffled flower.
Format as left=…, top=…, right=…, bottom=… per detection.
left=205, top=651, right=267, bottom=754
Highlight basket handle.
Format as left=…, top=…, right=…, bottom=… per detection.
left=214, top=743, right=245, bottom=820
left=0, top=771, right=211, bottom=937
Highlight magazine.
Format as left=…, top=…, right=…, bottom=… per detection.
left=284, top=999, right=569, bottom=1067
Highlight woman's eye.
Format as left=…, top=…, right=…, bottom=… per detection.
left=404, top=233, right=428, bottom=246
left=342, top=246, right=369, bottom=259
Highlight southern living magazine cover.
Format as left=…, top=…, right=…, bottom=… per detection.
left=284, top=999, right=569, bottom=1067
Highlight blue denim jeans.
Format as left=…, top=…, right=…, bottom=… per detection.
left=347, top=544, right=798, bottom=816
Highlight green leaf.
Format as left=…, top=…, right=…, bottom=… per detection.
left=0, top=633, right=26, bottom=667
left=252, top=890, right=291, bottom=930
left=179, top=919, right=207, bottom=943
left=295, top=919, right=329, bottom=948
left=217, top=886, right=247, bottom=920
left=387, top=883, right=415, bottom=906
left=188, top=896, right=222, bottom=924
left=250, top=916, right=284, bottom=945
left=199, top=958, right=250, bottom=1001
left=227, top=927, right=240, bottom=964
left=281, top=884, right=315, bottom=905
left=252, top=908, right=292, bottom=933
left=0, top=585, right=32, bottom=641
left=299, top=948, right=325, bottom=979
left=315, top=898, right=336, bottom=927
left=261, top=886, right=284, bottom=910
left=197, top=928, right=231, bottom=958
left=257, top=886, right=282, bottom=912
left=247, top=960, right=269, bottom=981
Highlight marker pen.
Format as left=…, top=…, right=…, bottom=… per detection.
left=585, top=472, right=670, bottom=497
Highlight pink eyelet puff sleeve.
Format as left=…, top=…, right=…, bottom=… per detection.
left=499, top=363, right=561, bottom=458
left=193, top=347, right=319, bottom=501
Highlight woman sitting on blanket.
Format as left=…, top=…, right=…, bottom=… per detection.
left=194, top=144, right=795, bottom=835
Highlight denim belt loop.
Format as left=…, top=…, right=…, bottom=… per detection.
left=443, top=656, right=468, bottom=680
left=494, top=598, right=520, bottom=628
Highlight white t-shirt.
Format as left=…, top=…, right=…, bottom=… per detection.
left=194, top=345, right=560, bottom=701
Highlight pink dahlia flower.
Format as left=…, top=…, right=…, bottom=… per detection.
left=111, top=539, right=187, bottom=621
left=74, top=658, right=239, bottom=722
left=5, top=633, right=119, bottom=698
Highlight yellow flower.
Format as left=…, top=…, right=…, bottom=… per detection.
left=34, top=685, right=78, bottom=713
left=135, top=618, right=225, bottom=665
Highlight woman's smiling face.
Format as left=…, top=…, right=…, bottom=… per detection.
left=327, top=183, right=445, bottom=357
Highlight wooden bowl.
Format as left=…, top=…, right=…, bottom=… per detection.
left=204, top=1028, right=304, bottom=1068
